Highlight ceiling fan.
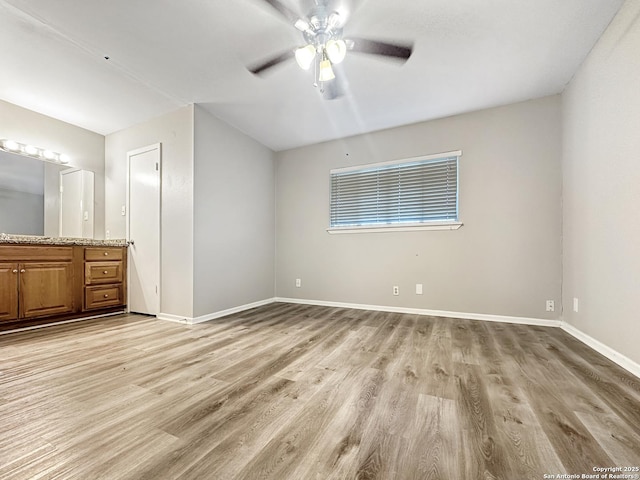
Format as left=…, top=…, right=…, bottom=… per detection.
left=248, top=0, right=413, bottom=99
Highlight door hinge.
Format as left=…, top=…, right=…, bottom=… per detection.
left=155, top=162, right=159, bottom=171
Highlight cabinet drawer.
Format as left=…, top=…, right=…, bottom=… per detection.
left=85, top=285, right=124, bottom=310
left=85, top=247, right=123, bottom=261
left=85, top=261, right=123, bottom=285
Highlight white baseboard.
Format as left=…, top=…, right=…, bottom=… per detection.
left=156, top=313, right=191, bottom=324
left=0, top=310, right=126, bottom=335
left=160, top=296, right=639, bottom=380
left=157, top=298, right=277, bottom=326
left=274, top=297, right=561, bottom=327
left=190, top=298, right=276, bottom=324
left=561, top=322, right=640, bottom=379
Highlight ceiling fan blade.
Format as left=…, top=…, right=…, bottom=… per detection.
left=257, top=0, right=303, bottom=25
left=249, top=50, right=295, bottom=75
left=348, top=38, right=413, bottom=61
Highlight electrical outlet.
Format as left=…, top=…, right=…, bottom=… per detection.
left=573, top=297, right=579, bottom=312
left=393, top=286, right=399, bottom=296
left=546, top=300, right=555, bottom=312
left=295, top=278, right=301, bottom=288
left=121, top=205, right=126, bottom=216
left=105, top=230, right=110, bottom=239
left=416, top=283, right=423, bottom=295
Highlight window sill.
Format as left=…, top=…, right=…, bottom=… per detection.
left=326, top=221, right=463, bottom=234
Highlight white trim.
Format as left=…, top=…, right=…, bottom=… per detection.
left=330, top=150, right=462, bottom=174
left=191, top=298, right=276, bottom=324
left=274, top=297, right=561, bottom=327
left=155, top=313, right=190, bottom=324
left=327, top=221, right=463, bottom=234
left=561, top=322, right=640, bottom=379
left=0, top=311, right=126, bottom=335
left=157, top=298, right=277, bottom=325
left=153, top=298, right=639, bottom=379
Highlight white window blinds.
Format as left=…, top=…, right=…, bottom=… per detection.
left=330, top=151, right=460, bottom=228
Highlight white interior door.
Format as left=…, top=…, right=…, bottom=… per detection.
left=127, top=144, right=161, bottom=315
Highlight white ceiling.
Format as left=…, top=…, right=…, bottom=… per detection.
left=0, top=0, right=624, bottom=151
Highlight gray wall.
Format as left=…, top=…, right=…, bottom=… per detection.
left=276, top=96, right=562, bottom=320
left=193, top=106, right=275, bottom=317
left=562, top=0, right=640, bottom=364
left=105, top=105, right=195, bottom=319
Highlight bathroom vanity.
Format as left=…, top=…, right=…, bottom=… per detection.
left=0, top=235, right=128, bottom=331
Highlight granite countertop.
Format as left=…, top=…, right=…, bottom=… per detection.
left=0, top=233, right=129, bottom=247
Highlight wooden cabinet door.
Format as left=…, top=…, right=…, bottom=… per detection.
left=0, top=263, right=19, bottom=321
left=19, top=262, right=74, bottom=319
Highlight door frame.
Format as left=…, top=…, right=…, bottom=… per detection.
left=126, top=143, right=162, bottom=315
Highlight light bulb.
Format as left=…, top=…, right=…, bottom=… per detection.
left=326, top=39, right=347, bottom=64
left=43, top=150, right=56, bottom=160
left=24, top=145, right=39, bottom=156
left=295, top=44, right=316, bottom=70
left=294, top=19, right=311, bottom=32
left=318, top=59, right=335, bottom=82
left=328, top=12, right=343, bottom=29
left=4, top=140, right=20, bottom=151
left=59, top=154, right=70, bottom=164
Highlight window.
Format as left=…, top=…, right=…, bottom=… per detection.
left=328, top=150, right=462, bottom=233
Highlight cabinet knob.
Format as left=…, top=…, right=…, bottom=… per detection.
left=12, top=269, right=17, bottom=273
left=104, top=294, right=109, bottom=298
left=20, top=269, right=26, bottom=273
left=104, top=252, right=109, bottom=256
left=103, top=270, right=109, bottom=274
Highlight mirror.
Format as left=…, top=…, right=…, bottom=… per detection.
left=0, top=149, right=94, bottom=238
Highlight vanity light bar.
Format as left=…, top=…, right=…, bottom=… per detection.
left=0, top=139, right=70, bottom=164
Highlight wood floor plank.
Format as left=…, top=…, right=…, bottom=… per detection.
left=234, top=367, right=384, bottom=480
left=454, top=361, right=514, bottom=480
left=450, top=318, right=481, bottom=365
left=399, top=393, right=461, bottom=480
left=505, top=324, right=616, bottom=473
left=179, top=367, right=339, bottom=480
left=536, top=327, right=640, bottom=434
left=0, top=303, right=638, bottom=479
left=420, top=317, right=455, bottom=399
left=475, top=321, right=566, bottom=479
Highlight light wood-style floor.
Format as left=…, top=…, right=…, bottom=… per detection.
left=1, top=303, right=639, bottom=479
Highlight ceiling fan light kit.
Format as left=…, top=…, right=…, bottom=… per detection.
left=325, top=39, right=346, bottom=64
left=250, top=0, right=413, bottom=98
left=295, top=44, right=316, bottom=70
left=318, top=58, right=336, bottom=82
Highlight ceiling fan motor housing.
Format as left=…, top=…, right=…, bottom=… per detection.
left=303, top=7, right=344, bottom=49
